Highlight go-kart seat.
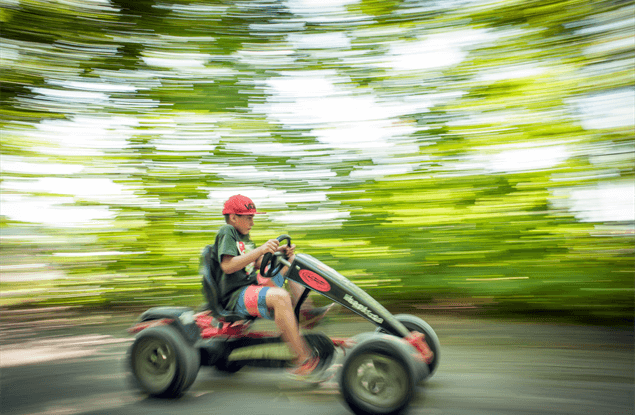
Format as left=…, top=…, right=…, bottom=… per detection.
left=201, top=245, right=255, bottom=323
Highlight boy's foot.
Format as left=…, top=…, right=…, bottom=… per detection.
left=299, top=303, right=336, bottom=329
left=288, top=355, right=329, bottom=383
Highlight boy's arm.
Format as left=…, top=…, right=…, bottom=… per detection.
left=255, top=244, right=296, bottom=276
left=252, top=244, right=295, bottom=274
left=220, top=239, right=279, bottom=275
left=278, top=244, right=295, bottom=274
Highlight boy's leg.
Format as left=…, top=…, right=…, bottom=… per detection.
left=235, top=285, right=328, bottom=380
left=258, top=270, right=303, bottom=309
left=255, top=270, right=332, bottom=330
left=265, top=287, right=312, bottom=362
left=266, top=288, right=311, bottom=362
left=235, top=285, right=311, bottom=362
left=256, top=270, right=285, bottom=288
left=288, top=279, right=306, bottom=306
left=288, top=279, right=335, bottom=329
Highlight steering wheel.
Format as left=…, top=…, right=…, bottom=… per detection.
left=259, top=234, right=291, bottom=279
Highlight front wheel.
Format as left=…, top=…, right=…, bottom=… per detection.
left=340, top=335, right=416, bottom=415
left=376, top=314, right=440, bottom=380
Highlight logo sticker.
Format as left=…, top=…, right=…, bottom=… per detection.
left=343, top=294, right=384, bottom=324
left=236, top=241, right=254, bottom=274
left=299, top=270, right=331, bottom=292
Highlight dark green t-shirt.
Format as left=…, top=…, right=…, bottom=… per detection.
left=210, top=225, right=258, bottom=308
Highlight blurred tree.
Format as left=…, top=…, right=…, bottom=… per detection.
left=0, top=0, right=632, bottom=322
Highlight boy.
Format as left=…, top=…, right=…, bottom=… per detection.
left=208, top=194, right=332, bottom=380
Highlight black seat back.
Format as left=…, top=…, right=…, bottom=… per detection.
left=200, top=244, right=252, bottom=322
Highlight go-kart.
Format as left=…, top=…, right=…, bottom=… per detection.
left=127, top=235, right=440, bottom=415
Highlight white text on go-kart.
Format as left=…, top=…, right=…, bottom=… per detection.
left=343, top=294, right=384, bottom=324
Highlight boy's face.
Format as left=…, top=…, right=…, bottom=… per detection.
left=230, top=214, right=254, bottom=235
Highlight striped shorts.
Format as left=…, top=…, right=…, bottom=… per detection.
left=234, top=272, right=285, bottom=320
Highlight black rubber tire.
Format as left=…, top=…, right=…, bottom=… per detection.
left=340, top=335, right=416, bottom=415
left=214, top=340, right=244, bottom=374
left=128, top=325, right=198, bottom=398
left=305, top=332, right=336, bottom=366
left=183, top=346, right=201, bottom=390
left=376, top=314, right=440, bottom=380
left=215, top=357, right=244, bottom=374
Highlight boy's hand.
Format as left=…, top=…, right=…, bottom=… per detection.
left=261, top=239, right=280, bottom=255
left=279, top=244, right=295, bottom=258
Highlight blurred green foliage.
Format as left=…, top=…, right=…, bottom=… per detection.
left=1, top=0, right=633, bottom=324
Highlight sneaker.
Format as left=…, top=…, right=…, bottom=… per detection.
left=299, top=303, right=336, bottom=329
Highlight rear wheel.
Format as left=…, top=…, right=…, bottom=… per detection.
left=183, top=346, right=201, bottom=390
left=340, top=335, right=415, bottom=415
left=129, top=325, right=199, bottom=398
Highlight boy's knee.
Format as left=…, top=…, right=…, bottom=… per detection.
left=266, top=288, right=292, bottom=308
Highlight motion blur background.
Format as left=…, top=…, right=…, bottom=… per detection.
left=1, top=0, right=633, bottom=324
